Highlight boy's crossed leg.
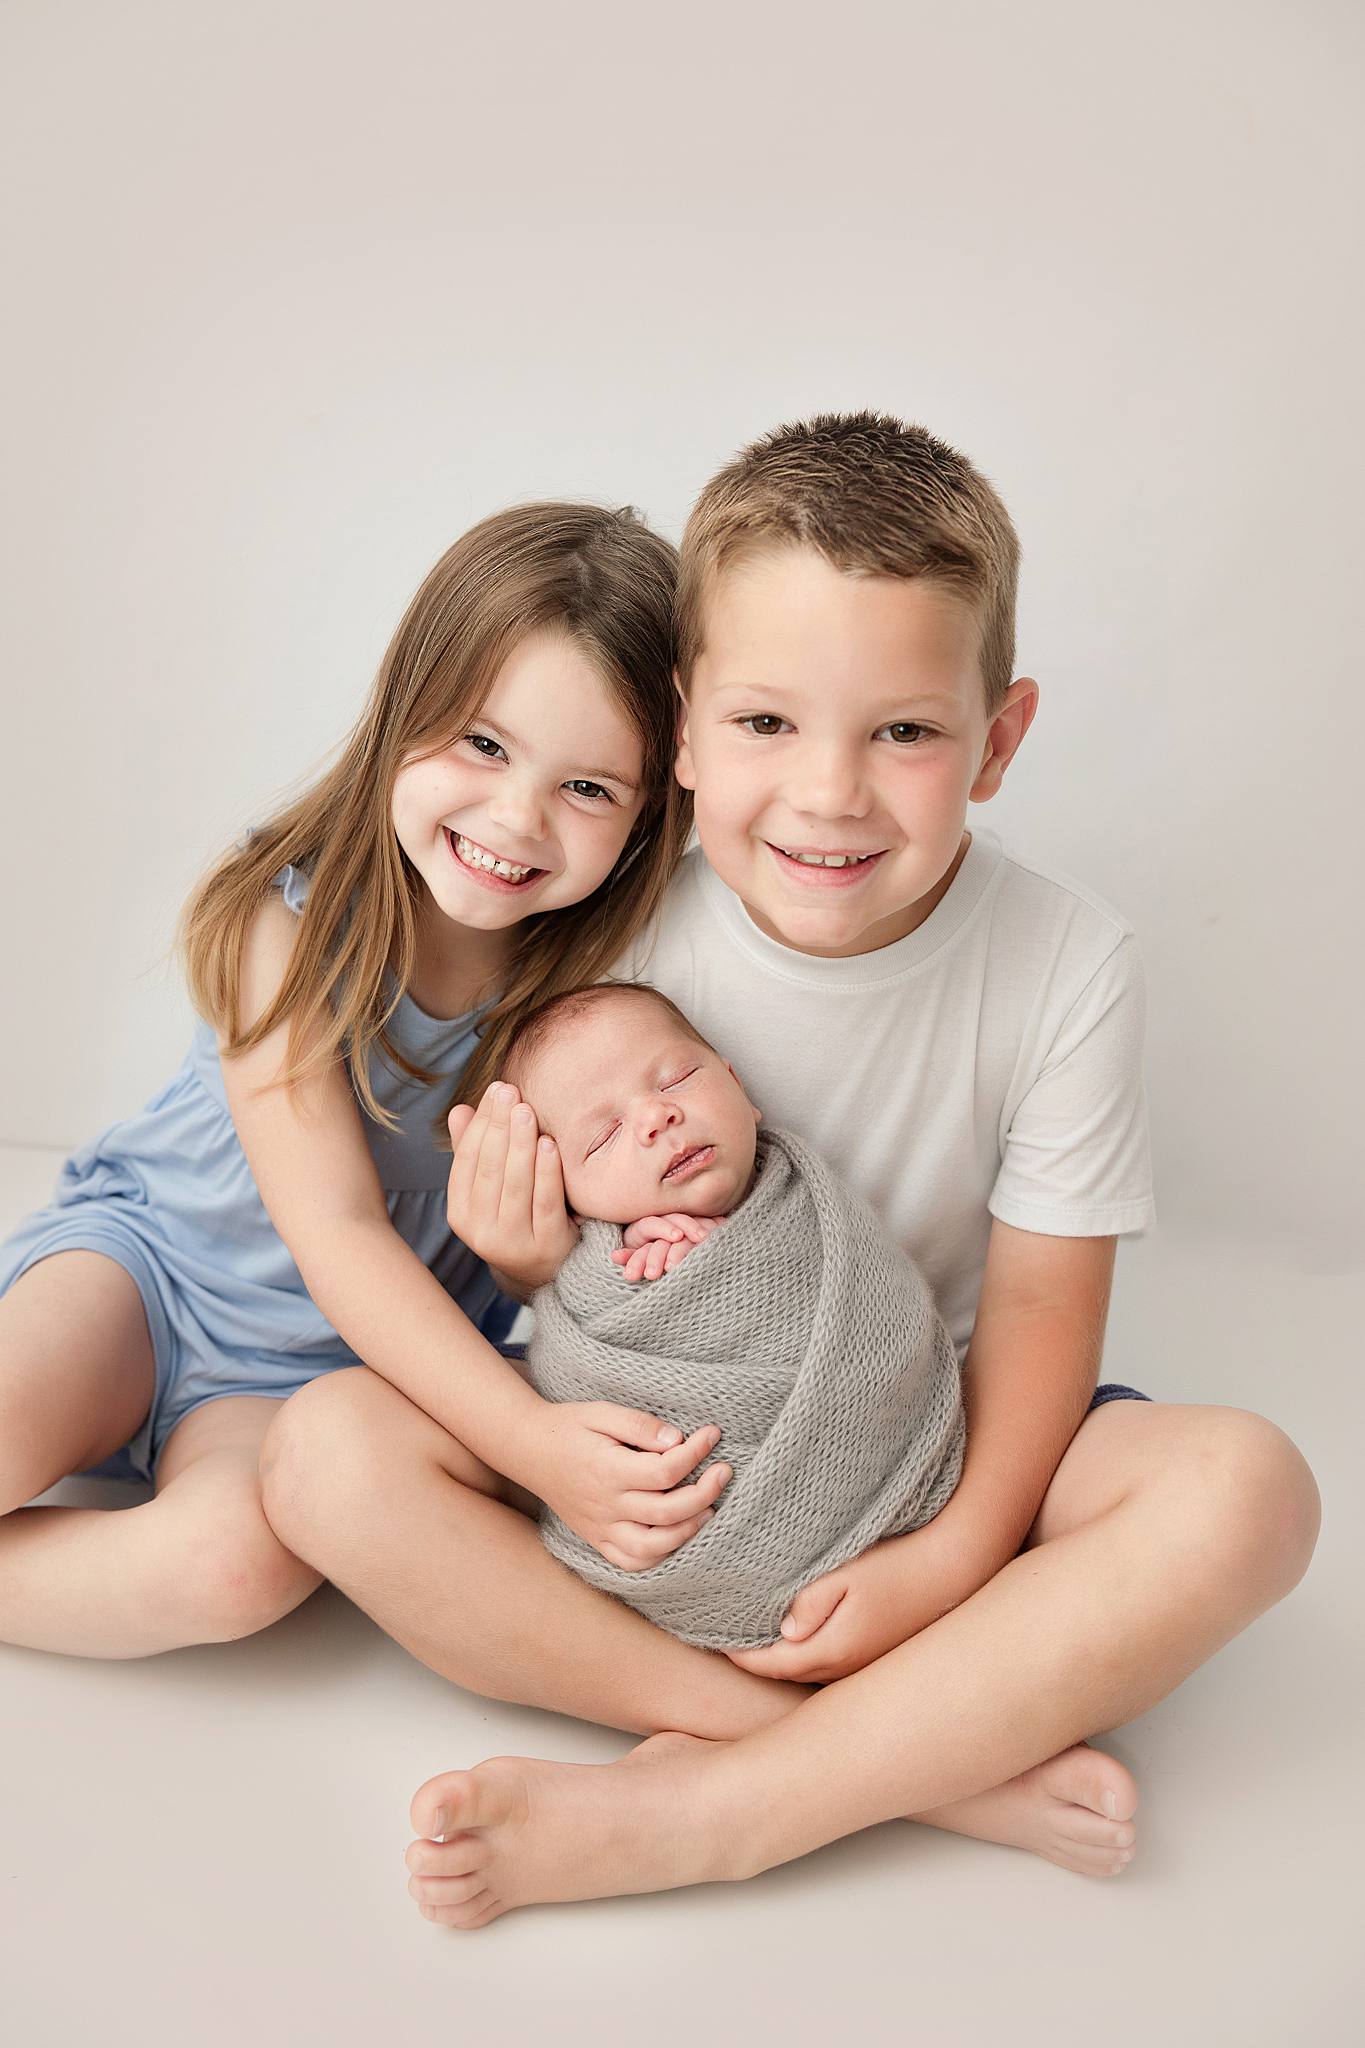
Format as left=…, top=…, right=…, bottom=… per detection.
left=259, top=1373, right=1319, bottom=1918
left=392, top=1397, right=1317, bottom=1924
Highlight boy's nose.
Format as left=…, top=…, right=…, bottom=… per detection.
left=788, top=746, right=871, bottom=819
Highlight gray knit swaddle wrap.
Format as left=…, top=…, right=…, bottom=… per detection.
left=529, top=1127, right=965, bottom=1649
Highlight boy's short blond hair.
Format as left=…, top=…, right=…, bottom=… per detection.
left=676, top=411, right=1020, bottom=716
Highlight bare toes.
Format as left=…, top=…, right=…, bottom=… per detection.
left=1037, top=1742, right=1139, bottom=1824
left=410, top=1870, right=490, bottom=1908
left=406, top=1832, right=491, bottom=1878
left=1040, top=1834, right=1135, bottom=1878
left=410, top=1762, right=517, bottom=1840
left=1047, top=1804, right=1137, bottom=1851
left=425, top=1887, right=501, bottom=1929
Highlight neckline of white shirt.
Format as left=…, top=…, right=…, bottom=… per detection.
left=697, top=829, right=1005, bottom=988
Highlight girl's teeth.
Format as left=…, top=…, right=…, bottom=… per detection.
left=781, top=849, right=876, bottom=868
left=455, top=833, right=534, bottom=880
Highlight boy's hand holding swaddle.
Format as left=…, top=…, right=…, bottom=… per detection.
left=501, top=982, right=966, bottom=1650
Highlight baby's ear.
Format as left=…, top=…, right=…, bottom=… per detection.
left=724, top=1057, right=761, bottom=1123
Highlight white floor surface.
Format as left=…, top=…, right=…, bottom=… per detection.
left=0, top=1141, right=1359, bottom=2048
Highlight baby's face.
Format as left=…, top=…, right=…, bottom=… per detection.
left=519, top=999, right=760, bottom=1225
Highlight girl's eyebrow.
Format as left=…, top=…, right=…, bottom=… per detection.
left=470, top=715, right=641, bottom=793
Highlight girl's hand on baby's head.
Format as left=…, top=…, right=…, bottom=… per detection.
left=611, top=1213, right=723, bottom=1284
left=447, top=1083, right=578, bottom=1292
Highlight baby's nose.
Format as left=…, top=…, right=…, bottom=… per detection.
left=637, top=1097, right=681, bottom=1141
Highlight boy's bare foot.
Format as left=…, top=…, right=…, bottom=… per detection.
left=406, top=1731, right=723, bottom=1929
left=404, top=1733, right=1137, bottom=1929
left=908, top=1742, right=1138, bottom=1877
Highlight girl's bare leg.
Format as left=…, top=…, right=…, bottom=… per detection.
left=260, top=1366, right=801, bottom=1738
left=399, top=1402, right=1319, bottom=1925
left=0, top=1252, right=320, bottom=1655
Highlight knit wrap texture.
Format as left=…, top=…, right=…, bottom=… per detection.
left=528, top=1126, right=966, bottom=1649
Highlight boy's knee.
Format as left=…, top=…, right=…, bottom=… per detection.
left=1188, top=1408, right=1321, bottom=1600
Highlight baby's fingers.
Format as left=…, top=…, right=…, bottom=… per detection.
left=642, top=1240, right=672, bottom=1282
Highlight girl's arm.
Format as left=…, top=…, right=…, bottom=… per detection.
left=221, top=897, right=723, bottom=1563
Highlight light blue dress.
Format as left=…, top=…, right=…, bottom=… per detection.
left=0, top=866, right=519, bottom=1481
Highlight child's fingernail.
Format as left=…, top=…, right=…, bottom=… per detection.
left=431, top=1808, right=449, bottom=1838
left=492, top=1083, right=515, bottom=1103
left=537, top=1135, right=555, bottom=1152
left=658, top=1425, right=682, bottom=1447
left=513, top=1103, right=534, bottom=1123
left=780, top=1616, right=797, bottom=1637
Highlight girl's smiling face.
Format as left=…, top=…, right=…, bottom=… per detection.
left=391, top=629, right=647, bottom=944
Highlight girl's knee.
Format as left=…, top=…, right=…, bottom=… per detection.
left=142, top=1490, right=322, bottom=1647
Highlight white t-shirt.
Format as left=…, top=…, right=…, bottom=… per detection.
left=611, top=830, right=1155, bottom=1362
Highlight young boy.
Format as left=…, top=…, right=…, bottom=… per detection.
left=501, top=979, right=965, bottom=1649
left=260, top=412, right=1320, bottom=1928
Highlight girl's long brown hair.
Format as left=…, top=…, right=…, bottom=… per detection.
left=181, top=503, right=690, bottom=1130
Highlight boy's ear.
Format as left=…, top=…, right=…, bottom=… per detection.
left=970, top=677, right=1040, bottom=803
left=673, top=673, right=697, bottom=791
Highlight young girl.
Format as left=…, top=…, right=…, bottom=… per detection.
left=0, top=500, right=716, bottom=1659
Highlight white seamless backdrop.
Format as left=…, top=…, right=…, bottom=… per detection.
left=1, top=0, right=1359, bottom=1272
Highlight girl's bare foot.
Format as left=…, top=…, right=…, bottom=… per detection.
left=405, top=1732, right=723, bottom=1929
left=908, top=1741, right=1138, bottom=1877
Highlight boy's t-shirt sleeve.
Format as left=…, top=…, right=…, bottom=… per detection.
left=988, top=931, right=1156, bottom=1237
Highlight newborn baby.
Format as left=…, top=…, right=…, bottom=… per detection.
left=502, top=980, right=966, bottom=1650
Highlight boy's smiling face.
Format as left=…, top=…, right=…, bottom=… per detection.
left=676, top=547, right=1037, bottom=959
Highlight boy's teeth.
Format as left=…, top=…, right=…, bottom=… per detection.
left=455, top=833, right=534, bottom=880
left=780, top=849, right=876, bottom=868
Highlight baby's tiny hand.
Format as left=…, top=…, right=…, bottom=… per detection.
left=611, top=1213, right=723, bottom=1284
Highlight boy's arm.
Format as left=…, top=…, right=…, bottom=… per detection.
left=934, top=1218, right=1117, bottom=1575
left=724, top=1219, right=1116, bottom=1682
